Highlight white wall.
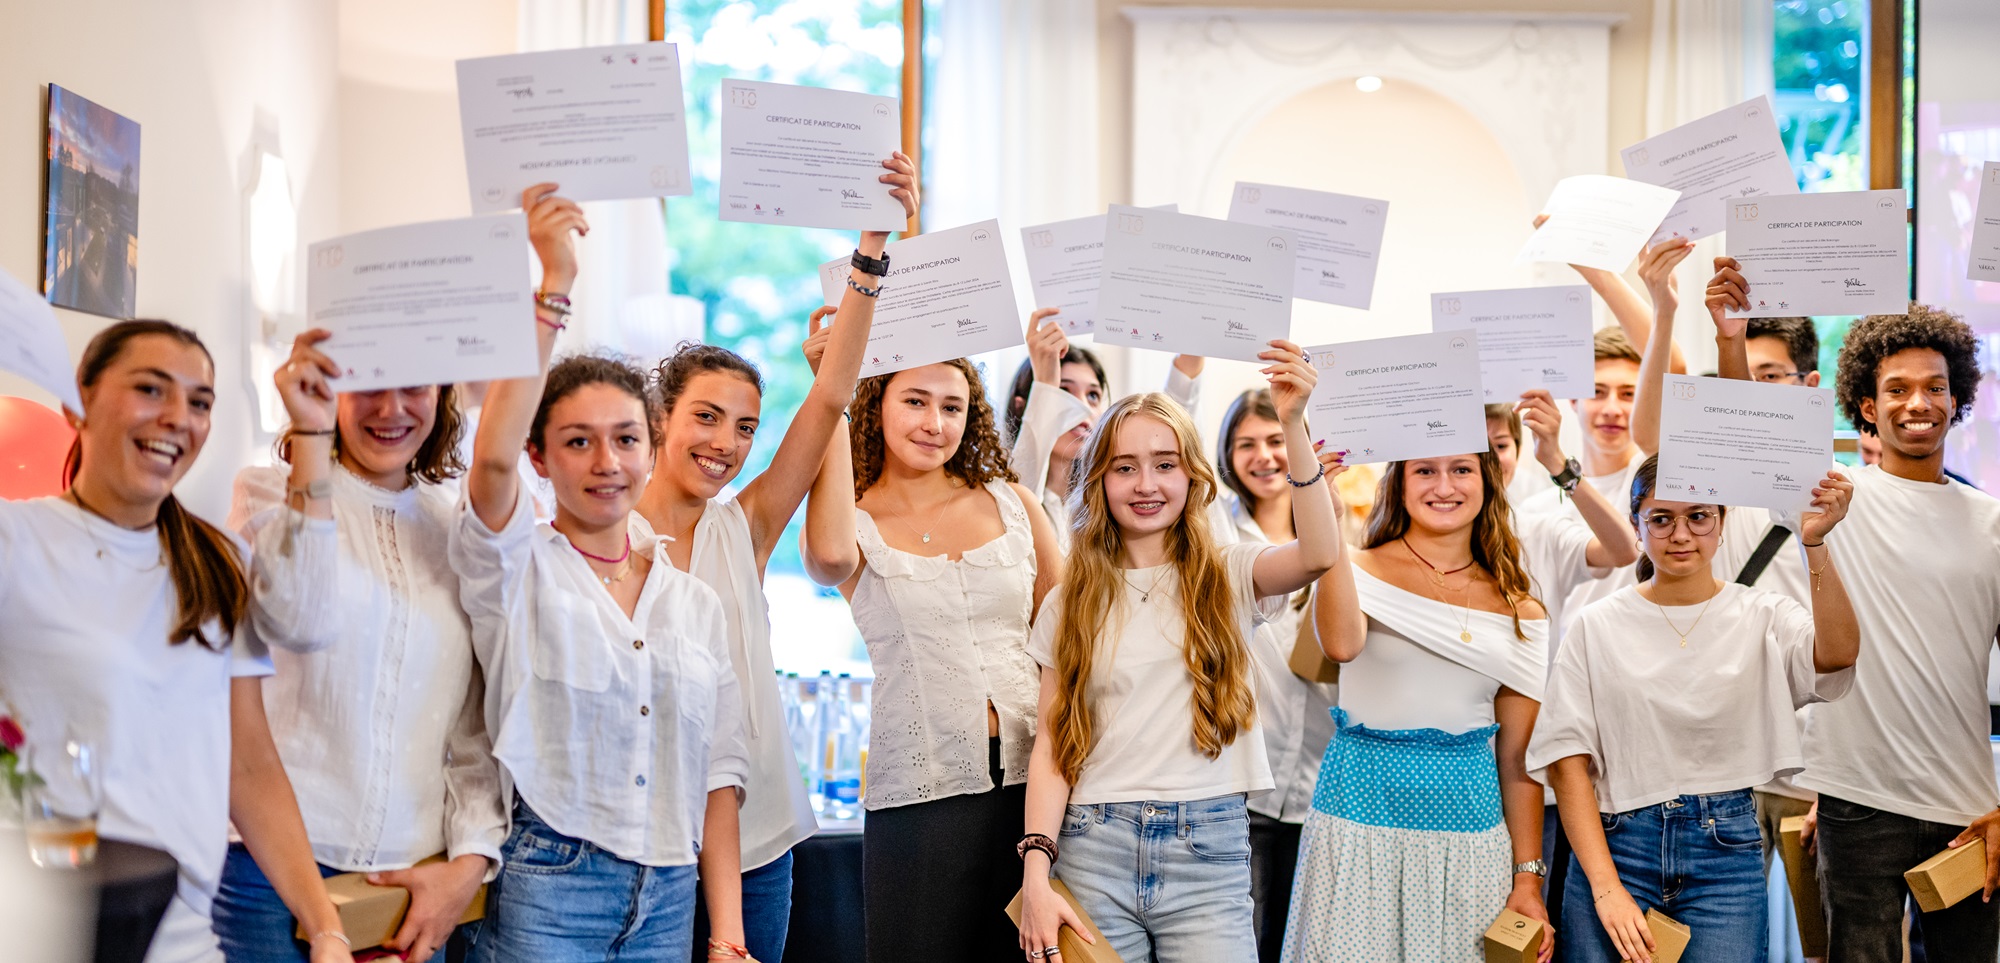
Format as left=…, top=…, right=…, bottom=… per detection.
left=0, top=0, right=340, bottom=519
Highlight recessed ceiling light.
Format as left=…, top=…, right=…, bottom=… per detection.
left=1355, top=76, right=1383, bottom=93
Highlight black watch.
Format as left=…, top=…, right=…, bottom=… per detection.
left=1550, top=457, right=1583, bottom=494
left=850, top=248, right=891, bottom=278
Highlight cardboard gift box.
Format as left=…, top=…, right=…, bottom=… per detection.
left=295, top=855, right=486, bottom=950
left=1906, top=837, right=1987, bottom=913
left=1287, top=606, right=1340, bottom=684
left=1482, top=908, right=1544, bottom=962
left=1625, top=909, right=1689, bottom=963
left=1777, top=814, right=1828, bottom=956
left=1006, top=878, right=1126, bottom=963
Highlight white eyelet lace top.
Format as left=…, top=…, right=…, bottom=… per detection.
left=851, top=479, right=1041, bottom=811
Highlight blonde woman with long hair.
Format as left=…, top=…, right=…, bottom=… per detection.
left=1014, top=340, right=1340, bottom=963
left=1284, top=449, right=1552, bottom=963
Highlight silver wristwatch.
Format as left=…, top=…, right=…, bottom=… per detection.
left=1513, top=859, right=1548, bottom=878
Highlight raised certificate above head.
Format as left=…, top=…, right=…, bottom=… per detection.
left=1095, top=204, right=1297, bottom=362
left=1517, top=175, right=1682, bottom=273
left=308, top=213, right=538, bottom=393
left=1620, top=95, right=1798, bottom=244
left=1970, top=162, right=2000, bottom=283
left=0, top=266, right=81, bottom=413
left=720, top=80, right=903, bottom=232
left=1303, top=331, right=1488, bottom=465
left=816, top=220, right=1022, bottom=377
left=1430, top=285, right=1594, bottom=401
left=1225, top=182, right=1388, bottom=309
left=1657, top=375, right=1835, bottom=514
left=457, top=43, right=693, bottom=214
left=1019, top=205, right=1177, bottom=337
left=1723, top=189, right=1907, bottom=318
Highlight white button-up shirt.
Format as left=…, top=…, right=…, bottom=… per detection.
left=449, top=489, right=747, bottom=866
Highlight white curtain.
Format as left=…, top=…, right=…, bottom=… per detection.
left=1643, top=0, right=1776, bottom=375
left=516, top=0, right=700, bottom=362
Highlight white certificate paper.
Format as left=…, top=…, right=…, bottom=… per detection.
left=457, top=43, right=692, bottom=214
left=0, top=266, right=80, bottom=413
left=1620, top=95, right=1797, bottom=244
left=1095, top=205, right=1297, bottom=362
left=1517, top=175, right=1682, bottom=272
left=1657, top=375, right=1835, bottom=513
left=816, top=220, right=1022, bottom=376
left=1723, top=189, right=1908, bottom=318
left=1970, top=163, right=2000, bottom=283
left=308, top=213, right=538, bottom=392
left=1225, top=182, right=1388, bottom=309
left=1430, top=285, right=1594, bottom=401
left=720, top=80, right=902, bottom=232
left=1018, top=206, right=1177, bottom=336
left=1304, top=331, right=1488, bottom=464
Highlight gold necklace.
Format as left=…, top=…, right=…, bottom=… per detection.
left=66, top=489, right=165, bottom=570
left=888, top=488, right=957, bottom=545
left=1417, top=564, right=1479, bottom=643
left=1649, top=587, right=1718, bottom=648
left=1123, top=566, right=1170, bottom=603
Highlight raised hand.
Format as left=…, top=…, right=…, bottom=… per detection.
left=1799, top=470, right=1854, bottom=544
left=879, top=151, right=920, bottom=228
left=1704, top=256, right=1750, bottom=340
left=1636, top=237, right=1696, bottom=311
left=1025, top=308, right=1068, bottom=385
left=1516, top=389, right=1569, bottom=475
left=523, top=183, right=588, bottom=294
left=275, top=329, right=340, bottom=434
left=803, top=305, right=837, bottom=375
left=1259, top=340, right=1315, bottom=425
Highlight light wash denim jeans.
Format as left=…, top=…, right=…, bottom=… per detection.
left=212, top=843, right=346, bottom=963
left=468, top=801, right=698, bottom=963
left=1052, top=794, right=1256, bottom=963
left=1561, top=789, right=1768, bottom=963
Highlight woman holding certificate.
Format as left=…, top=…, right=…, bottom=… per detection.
left=1284, top=450, right=1552, bottom=963
left=451, top=185, right=750, bottom=962
left=633, top=151, right=917, bottom=963
left=1527, top=457, right=1857, bottom=963
left=1013, top=341, right=1340, bottom=963
left=800, top=347, right=1064, bottom=963
left=0, top=320, right=353, bottom=963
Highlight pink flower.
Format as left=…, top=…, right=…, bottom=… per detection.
left=0, top=716, right=22, bottom=752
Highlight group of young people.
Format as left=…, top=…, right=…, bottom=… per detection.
left=3, top=147, right=1997, bottom=963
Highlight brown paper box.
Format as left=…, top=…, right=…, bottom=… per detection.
left=1006, top=878, right=1127, bottom=963
left=1482, top=908, right=1544, bottom=962
left=1777, top=815, right=1828, bottom=956
left=1634, top=909, right=1689, bottom=963
left=1287, top=607, right=1339, bottom=684
left=1906, top=837, right=1987, bottom=913
left=295, top=855, right=486, bottom=949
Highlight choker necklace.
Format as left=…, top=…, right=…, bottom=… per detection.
left=1124, top=566, right=1170, bottom=603
left=572, top=535, right=633, bottom=585
left=1401, top=537, right=1475, bottom=587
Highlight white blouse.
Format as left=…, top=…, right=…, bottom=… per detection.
left=0, top=497, right=273, bottom=963
left=1027, top=542, right=1284, bottom=805
left=1527, top=583, right=1854, bottom=814
left=448, top=489, right=747, bottom=866
left=1338, top=568, right=1549, bottom=734
left=1011, top=367, right=1199, bottom=548
left=852, top=479, right=1042, bottom=810
left=230, top=464, right=506, bottom=873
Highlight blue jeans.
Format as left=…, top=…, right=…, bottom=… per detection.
left=1052, top=794, right=1255, bottom=963
left=213, top=844, right=343, bottom=963
left=1561, top=789, right=1767, bottom=963
left=468, top=802, right=699, bottom=963
left=691, top=849, right=793, bottom=963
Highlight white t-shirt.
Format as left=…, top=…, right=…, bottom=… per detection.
left=1522, top=459, right=1641, bottom=645
left=1710, top=506, right=1817, bottom=801
left=1526, top=584, right=1853, bottom=813
left=1027, top=542, right=1283, bottom=805
left=0, top=497, right=274, bottom=963
left=1782, top=465, right=2000, bottom=825
left=1512, top=506, right=1602, bottom=639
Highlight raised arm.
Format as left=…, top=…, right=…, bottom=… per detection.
left=1517, top=391, right=1638, bottom=569
left=1535, top=214, right=1686, bottom=376
left=800, top=396, right=862, bottom=589
left=1798, top=471, right=1859, bottom=672
left=739, top=153, right=917, bottom=567
left=467, top=184, right=581, bottom=533
left=1703, top=256, right=1753, bottom=382
left=229, top=677, right=353, bottom=963
left=1250, top=340, right=1339, bottom=596
left=1310, top=446, right=1366, bottom=661
left=1630, top=239, right=1696, bottom=455
left=234, top=331, right=344, bottom=653
left=1010, top=310, right=1090, bottom=500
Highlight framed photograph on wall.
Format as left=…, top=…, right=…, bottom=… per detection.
left=43, top=84, right=140, bottom=320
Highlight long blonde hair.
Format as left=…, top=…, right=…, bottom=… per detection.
left=1048, top=393, right=1255, bottom=784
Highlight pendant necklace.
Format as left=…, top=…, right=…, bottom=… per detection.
left=67, top=489, right=165, bottom=570
left=1650, top=588, right=1717, bottom=648
left=890, top=489, right=956, bottom=545
left=1401, top=537, right=1476, bottom=587
left=1124, top=566, right=1170, bottom=603
left=573, top=534, right=633, bottom=585
left=1404, top=538, right=1477, bottom=641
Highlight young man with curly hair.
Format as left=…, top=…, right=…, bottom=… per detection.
left=1710, top=257, right=2000, bottom=963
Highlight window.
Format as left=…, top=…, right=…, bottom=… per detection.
left=1772, top=1, right=1869, bottom=193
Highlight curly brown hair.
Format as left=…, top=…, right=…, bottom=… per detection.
left=1835, top=304, right=1979, bottom=436
left=849, top=358, right=1016, bottom=498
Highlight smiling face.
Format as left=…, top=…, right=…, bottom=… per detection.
left=73, top=333, right=215, bottom=510
left=1052, top=360, right=1107, bottom=462
left=1228, top=414, right=1289, bottom=505
left=1860, top=346, right=1956, bottom=461
left=337, top=386, right=439, bottom=486
left=658, top=370, right=761, bottom=499
left=1635, top=495, right=1722, bottom=580
left=880, top=363, right=971, bottom=473
left=1103, top=413, right=1190, bottom=538
left=1400, top=454, right=1485, bottom=536
left=1576, top=358, right=1639, bottom=460
left=529, top=383, right=654, bottom=529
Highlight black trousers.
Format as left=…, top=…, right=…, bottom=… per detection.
left=863, top=738, right=1026, bottom=963
left=1248, top=812, right=1303, bottom=963
left=1816, top=794, right=1999, bottom=963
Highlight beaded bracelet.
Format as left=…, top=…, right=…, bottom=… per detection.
left=847, top=276, right=884, bottom=298
left=1286, top=461, right=1327, bottom=488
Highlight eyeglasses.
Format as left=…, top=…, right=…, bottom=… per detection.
left=1642, top=510, right=1719, bottom=538
left=1755, top=369, right=1807, bottom=384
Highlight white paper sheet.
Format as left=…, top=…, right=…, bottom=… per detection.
left=457, top=43, right=692, bottom=214
left=1430, top=285, right=1595, bottom=401
left=1303, top=331, right=1489, bottom=464
left=1970, top=162, right=2000, bottom=283
left=308, top=213, right=539, bottom=392
left=1620, top=95, right=1798, bottom=244
left=1723, top=189, right=1908, bottom=318
left=0, top=267, right=81, bottom=413
left=720, top=80, right=903, bottom=232
left=1656, top=375, right=1835, bottom=513
left=1018, top=205, right=1177, bottom=336
left=1517, top=175, right=1683, bottom=273
left=1095, top=205, right=1297, bottom=362
left=1225, top=182, right=1388, bottom=309
left=816, top=220, right=1022, bottom=376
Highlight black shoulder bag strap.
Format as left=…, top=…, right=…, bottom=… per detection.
left=1735, top=523, right=1794, bottom=586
